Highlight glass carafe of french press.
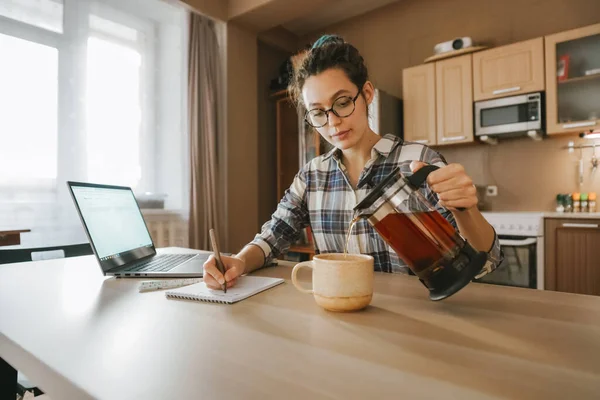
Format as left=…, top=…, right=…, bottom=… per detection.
left=353, top=165, right=488, bottom=301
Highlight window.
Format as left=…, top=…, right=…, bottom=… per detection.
left=0, top=0, right=63, bottom=33
left=86, top=36, right=143, bottom=187
left=0, top=0, right=188, bottom=245
left=0, top=34, right=58, bottom=187
left=86, top=9, right=152, bottom=189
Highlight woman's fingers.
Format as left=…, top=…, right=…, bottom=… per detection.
left=203, top=255, right=245, bottom=289
left=203, top=255, right=225, bottom=289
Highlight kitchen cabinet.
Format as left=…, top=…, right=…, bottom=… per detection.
left=402, top=55, right=473, bottom=146
left=544, top=218, right=600, bottom=295
left=472, top=37, right=545, bottom=101
left=545, top=23, right=600, bottom=135
left=435, top=54, right=474, bottom=145
left=402, top=63, right=436, bottom=145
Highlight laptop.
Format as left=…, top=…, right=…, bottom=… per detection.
left=67, top=181, right=208, bottom=278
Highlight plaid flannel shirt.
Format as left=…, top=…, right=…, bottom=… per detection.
left=251, top=134, right=503, bottom=275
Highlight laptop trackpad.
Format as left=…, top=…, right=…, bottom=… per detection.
left=174, top=255, right=209, bottom=273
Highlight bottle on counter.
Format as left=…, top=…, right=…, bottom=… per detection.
left=581, top=193, right=589, bottom=213
left=589, top=192, right=597, bottom=213
left=564, top=193, right=573, bottom=213
left=572, top=192, right=581, bottom=213
left=555, top=194, right=565, bottom=212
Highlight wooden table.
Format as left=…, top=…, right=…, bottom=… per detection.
left=0, top=229, right=30, bottom=247
left=1, top=248, right=600, bottom=399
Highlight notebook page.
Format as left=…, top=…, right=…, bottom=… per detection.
left=165, top=275, right=284, bottom=303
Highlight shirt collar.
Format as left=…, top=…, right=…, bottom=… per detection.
left=322, top=133, right=402, bottom=161
left=322, top=146, right=340, bottom=161
left=372, top=133, right=402, bottom=158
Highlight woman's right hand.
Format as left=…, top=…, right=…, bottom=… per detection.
left=202, top=254, right=246, bottom=289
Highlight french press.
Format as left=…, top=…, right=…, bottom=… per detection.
left=353, top=165, right=487, bottom=301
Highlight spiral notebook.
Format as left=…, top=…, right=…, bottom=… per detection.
left=165, top=275, right=284, bottom=304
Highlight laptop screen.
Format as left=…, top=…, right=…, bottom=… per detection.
left=69, top=182, right=155, bottom=271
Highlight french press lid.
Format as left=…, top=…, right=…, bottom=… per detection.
left=353, top=165, right=440, bottom=213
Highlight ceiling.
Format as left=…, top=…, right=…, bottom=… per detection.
left=281, top=0, right=400, bottom=36
left=183, top=0, right=403, bottom=48
left=225, top=0, right=402, bottom=37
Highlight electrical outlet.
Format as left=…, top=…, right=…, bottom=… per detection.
left=486, top=185, right=498, bottom=197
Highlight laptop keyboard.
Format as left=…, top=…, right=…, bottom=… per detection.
left=126, top=254, right=197, bottom=273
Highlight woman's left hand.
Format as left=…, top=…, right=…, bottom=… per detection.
left=410, top=161, right=477, bottom=212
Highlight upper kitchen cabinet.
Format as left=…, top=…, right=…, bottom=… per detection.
left=545, top=23, right=600, bottom=135
left=402, top=63, right=436, bottom=145
left=472, top=37, right=545, bottom=101
left=435, top=54, right=474, bottom=145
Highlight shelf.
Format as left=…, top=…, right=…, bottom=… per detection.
left=0, top=229, right=30, bottom=247
left=289, top=244, right=315, bottom=254
left=269, top=89, right=290, bottom=98
left=558, top=73, right=600, bottom=85
left=424, top=45, right=487, bottom=63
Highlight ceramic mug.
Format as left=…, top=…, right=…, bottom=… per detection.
left=291, top=253, right=374, bottom=312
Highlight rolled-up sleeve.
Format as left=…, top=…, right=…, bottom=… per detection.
left=475, top=230, right=503, bottom=278
left=249, top=166, right=310, bottom=266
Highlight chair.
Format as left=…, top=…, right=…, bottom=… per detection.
left=0, top=242, right=93, bottom=397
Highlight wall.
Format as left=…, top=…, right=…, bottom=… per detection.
left=303, top=0, right=600, bottom=211
left=226, top=23, right=260, bottom=252
left=257, top=41, right=291, bottom=225
left=435, top=136, right=599, bottom=212
left=179, top=0, right=227, bottom=20
left=180, top=0, right=265, bottom=252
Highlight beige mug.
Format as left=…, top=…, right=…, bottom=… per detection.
left=291, top=253, right=374, bottom=312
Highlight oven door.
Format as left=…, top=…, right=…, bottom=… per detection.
left=475, top=236, right=537, bottom=289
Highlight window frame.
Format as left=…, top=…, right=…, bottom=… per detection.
left=0, top=14, right=62, bottom=193
left=86, top=2, right=157, bottom=193
left=0, top=0, right=159, bottom=195
left=0, top=0, right=189, bottom=246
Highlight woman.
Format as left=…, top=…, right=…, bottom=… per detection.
left=203, top=35, right=502, bottom=289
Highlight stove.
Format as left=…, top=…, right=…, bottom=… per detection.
left=480, top=212, right=545, bottom=290
left=481, top=212, right=544, bottom=237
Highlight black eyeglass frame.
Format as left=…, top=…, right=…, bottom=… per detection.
left=304, top=91, right=361, bottom=128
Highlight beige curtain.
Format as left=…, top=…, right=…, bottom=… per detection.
left=188, top=13, right=223, bottom=250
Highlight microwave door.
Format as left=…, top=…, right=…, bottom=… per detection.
left=475, top=94, right=540, bottom=136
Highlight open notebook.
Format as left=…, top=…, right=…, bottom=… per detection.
left=165, top=275, right=284, bottom=304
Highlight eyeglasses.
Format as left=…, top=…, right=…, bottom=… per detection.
left=305, top=91, right=361, bottom=128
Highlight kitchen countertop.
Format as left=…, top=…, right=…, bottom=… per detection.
left=482, top=211, right=600, bottom=219
left=542, top=212, right=600, bottom=219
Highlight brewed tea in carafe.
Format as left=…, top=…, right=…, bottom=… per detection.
left=353, top=165, right=487, bottom=301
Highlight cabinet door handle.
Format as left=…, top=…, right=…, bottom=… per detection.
left=414, top=139, right=429, bottom=144
left=441, top=136, right=466, bottom=142
left=563, top=121, right=597, bottom=129
left=562, top=223, right=599, bottom=229
left=492, top=86, right=521, bottom=95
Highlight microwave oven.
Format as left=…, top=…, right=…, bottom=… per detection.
left=474, top=92, right=544, bottom=140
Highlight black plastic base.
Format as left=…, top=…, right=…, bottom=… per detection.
left=427, top=251, right=488, bottom=301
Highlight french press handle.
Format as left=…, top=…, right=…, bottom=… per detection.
left=407, top=164, right=466, bottom=212
left=406, top=164, right=439, bottom=188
